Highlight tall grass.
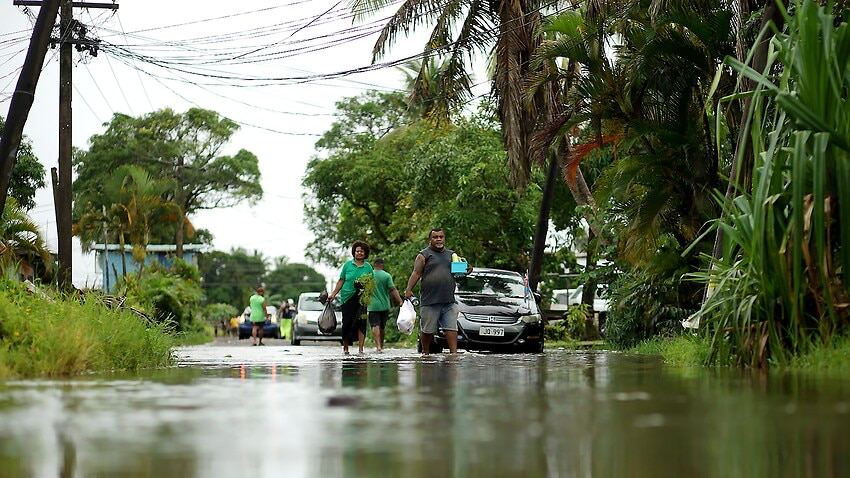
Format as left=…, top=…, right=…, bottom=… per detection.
left=694, top=1, right=850, bottom=366
left=0, top=281, right=174, bottom=378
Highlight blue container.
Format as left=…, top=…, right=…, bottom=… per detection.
left=451, top=261, right=468, bottom=275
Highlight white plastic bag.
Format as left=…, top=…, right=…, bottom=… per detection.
left=396, top=299, right=416, bottom=335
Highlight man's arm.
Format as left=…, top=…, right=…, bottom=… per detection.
left=404, top=254, right=426, bottom=299
left=390, top=287, right=404, bottom=306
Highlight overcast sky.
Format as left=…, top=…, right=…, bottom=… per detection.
left=0, top=1, right=491, bottom=288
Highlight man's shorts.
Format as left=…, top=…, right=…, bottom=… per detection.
left=368, top=310, right=389, bottom=328
left=419, top=302, right=458, bottom=334
left=251, top=321, right=265, bottom=327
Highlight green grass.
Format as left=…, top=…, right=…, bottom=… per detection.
left=0, top=281, right=174, bottom=378
left=788, top=336, right=850, bottom=372
left=629, top=335, right=711, bottom=366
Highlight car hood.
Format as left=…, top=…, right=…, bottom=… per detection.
left=455, top=294, right=536, bottom=316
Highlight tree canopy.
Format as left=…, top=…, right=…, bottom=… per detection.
left=303, top=91, right=541, bottom=278
left=0, top=116, right=46, bottom=211
left=73, top=108, right=262, bottom=248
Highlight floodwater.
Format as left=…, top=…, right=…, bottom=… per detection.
left=1, top=342, right=850, bottom=478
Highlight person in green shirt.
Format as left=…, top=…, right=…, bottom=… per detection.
left=328, top=241, right=373, bottom=355
left=249, top=286, right=270, bottom=346
left=367, top=258, right=403, bottom=353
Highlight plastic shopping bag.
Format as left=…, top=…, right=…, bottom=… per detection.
left=396, top=299, right=416, bottom=335
left=318, top=301, right=337, bottom=334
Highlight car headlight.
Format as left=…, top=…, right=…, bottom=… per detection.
left=520, top=314, right=541, bottom=324
left=296, top=313, right=307, bottom=325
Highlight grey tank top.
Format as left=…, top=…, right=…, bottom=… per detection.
left=419, top=246, right=456, bottom=306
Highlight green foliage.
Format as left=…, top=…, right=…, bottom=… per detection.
left=695, top=2, right=850, bottom=367
left=0, top=197, right=53, bottom=280
left=629, top=335, right=711, bottom=367
left=0, top=279, right=173, bottom=378
left=203, top=303, right=238, bottom=324
left=118, top=261, right=204, bottom=331
left=198, top=248, right=266, bottom=308
left=0, top=116, right=46, bottom=211
left=263, top=258, right=326, bottom=305
left=605, top=249, right=698, bottom=349
left=564, top=304, right=589, bottom=339
left=356, top=273, right=376, bottom=308
left=73, top=108, right=262, bottom=247
left=303, top=92, right=540, bottom=275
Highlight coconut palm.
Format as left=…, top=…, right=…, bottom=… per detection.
left=398, top=58, right=471, bottom=122
left=528, top=1, right=735, bottom=264
left=351, top=0, right=555, bottom=188
left=0, top=197, right=53, bottom=279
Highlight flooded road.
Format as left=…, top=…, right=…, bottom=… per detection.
left=2, top=342, right=850, bottom=477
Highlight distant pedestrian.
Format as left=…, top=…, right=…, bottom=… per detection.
left=328, top=241, right=373, bottom=355
left=249, top=286, right=270, bottom=346
left=404, top=228, right=469, bottom=354
left=278, top=300, right=293, bottom=339
left=368, top=258, right=403, bottom=353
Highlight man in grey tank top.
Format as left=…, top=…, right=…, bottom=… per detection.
left=404, top=228, right=467, bottom=354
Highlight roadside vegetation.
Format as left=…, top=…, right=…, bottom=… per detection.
left=0, top=280, right=173, bottom=378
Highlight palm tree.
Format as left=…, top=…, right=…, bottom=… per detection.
left=0, top=197, right=52, bottom=280
left=351, top=0, right=552, bottom=188
left=75, top=166, right=179, bottom=278
left=398, top=58, right=470, bottom=122
left=529, top=1, right=735, bottom=263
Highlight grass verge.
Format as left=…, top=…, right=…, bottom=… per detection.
left=630, top=334, right=850, bottom=371
left=0, top=281, right=174, bottom=378
left=628, top=335, right=710, bottom=366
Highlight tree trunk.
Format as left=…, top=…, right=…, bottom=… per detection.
left=528, top=152, right=560, bottom=292
left=118, top=232, right=127, bottom=278
left=710, top=1, right=785, bottom=263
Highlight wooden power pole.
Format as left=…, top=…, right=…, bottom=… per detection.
left=57, top=0, right=73, bottom=289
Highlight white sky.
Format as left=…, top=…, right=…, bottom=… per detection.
left=0, top=1, right=491, bottom=288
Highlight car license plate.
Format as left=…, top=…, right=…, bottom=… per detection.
left=480, top=326, right=505, bottom=337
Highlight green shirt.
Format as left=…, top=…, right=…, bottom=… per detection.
left=249, top=294, right=266, bottom=323
left=368, top=269, right=396, bottom=312
left=338, top=260, right=373, bottom=305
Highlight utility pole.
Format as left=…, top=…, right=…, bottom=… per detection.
left=6, top=0, right=118, bottom=290
left=0, top=0, right=60, bottom=214
left=57, top=0, right=73, bottom=289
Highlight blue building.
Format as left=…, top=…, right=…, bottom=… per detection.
left=91, top=244, right=206, bottom=292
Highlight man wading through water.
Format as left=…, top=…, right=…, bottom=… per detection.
left=405, top=228, right=469, bottom=354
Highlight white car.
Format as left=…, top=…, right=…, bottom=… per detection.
left=552, top=286, right=609, bottom=313
left=290, top=292, right=343, bottom=346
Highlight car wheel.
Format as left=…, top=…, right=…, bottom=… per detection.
left=417, top=338, right=443, bottom=354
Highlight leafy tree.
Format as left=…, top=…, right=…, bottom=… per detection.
left=198, top=248, right=267, bottom=308
left=0, top=116, right=46, bottom=211
left=73, top=108, right=263, bottom=254
left=263, top=258, right=327, bottom=304
left=303, top=92, right=540, bottom=278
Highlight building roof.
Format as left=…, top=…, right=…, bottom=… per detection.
left=91, top=244, right=208, bottom=252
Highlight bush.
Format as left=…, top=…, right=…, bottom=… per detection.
left=605, top=251, right=699, bottom=349
left=117, top=261, right=205, bottom=331
left=0, top=279, right=173, bottom=378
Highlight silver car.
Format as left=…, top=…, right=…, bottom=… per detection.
left=290, top=292, right=344, bottom=345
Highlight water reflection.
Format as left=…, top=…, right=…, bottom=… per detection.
left=0, top=348, right=849, bottom=477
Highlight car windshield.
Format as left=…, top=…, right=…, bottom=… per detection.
left=298, top=296, right=324, bottom=311
left=456, top=271, right=528, bottom=298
